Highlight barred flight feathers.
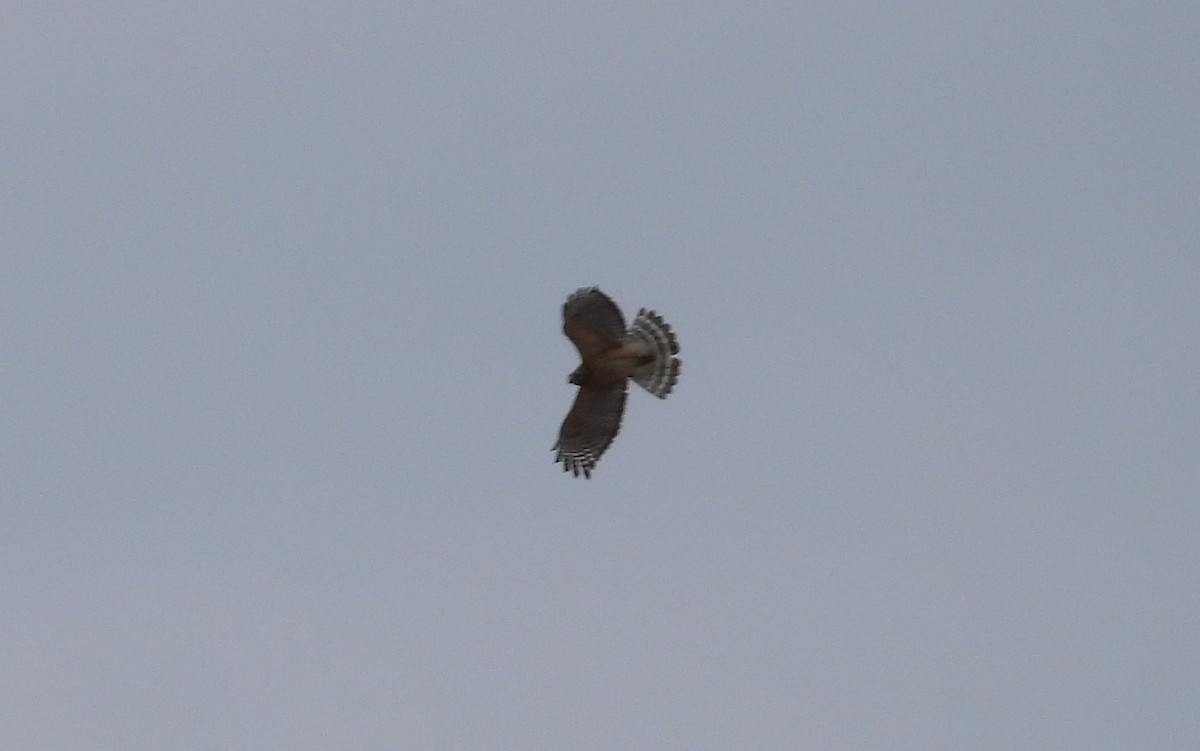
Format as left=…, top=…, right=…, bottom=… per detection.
left=626, top=308, right=681, bottom=399
left=553, top=382, right=628, bottom=478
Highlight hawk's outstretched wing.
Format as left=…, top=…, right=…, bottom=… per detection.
left=562, top=287, right=625, bottom=364
left=554, top=380, right=628, bottom=478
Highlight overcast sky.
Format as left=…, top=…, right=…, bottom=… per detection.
left=4, top=3, right=1198, bottom=749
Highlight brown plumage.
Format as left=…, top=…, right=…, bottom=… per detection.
left=553, top=287, right=680, bottom=478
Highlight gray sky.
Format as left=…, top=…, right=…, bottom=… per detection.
left=5, top=3, right=1198, bottom=749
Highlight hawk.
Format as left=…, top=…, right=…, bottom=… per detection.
left=553, top=287, right=681, bottom=478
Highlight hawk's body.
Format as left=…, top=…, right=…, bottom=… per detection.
left=554, top=287, right=680, bottom=478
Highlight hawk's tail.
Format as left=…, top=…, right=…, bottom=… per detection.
left=627, top=308, right=680, bottom=398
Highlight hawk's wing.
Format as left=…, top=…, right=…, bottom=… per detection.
left=563, top=287, right=626, bottom=364
left=554, top=381, right=628, bottom=478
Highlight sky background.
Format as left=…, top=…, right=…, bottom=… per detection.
left=4, top=3, right=1198, bottom=749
